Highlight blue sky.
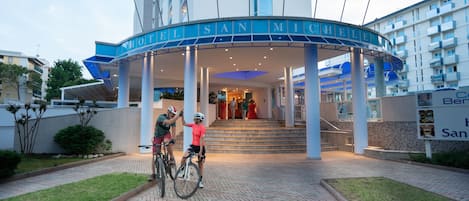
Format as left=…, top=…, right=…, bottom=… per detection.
left=0, top=0, right=421, bottom=79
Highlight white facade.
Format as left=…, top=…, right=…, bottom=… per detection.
left=133, top=0, right=312, bottom=34
left=366, top=0, right=469, bottom=92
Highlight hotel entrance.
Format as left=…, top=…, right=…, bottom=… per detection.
left=220, top=89, right=254, bottom=120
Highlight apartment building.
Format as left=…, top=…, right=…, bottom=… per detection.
left=366, top=0, right=469, bottom=92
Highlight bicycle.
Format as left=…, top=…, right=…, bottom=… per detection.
left=138, top=140, right=177, bottom=198
left=173, top=150, right=202, bottom=199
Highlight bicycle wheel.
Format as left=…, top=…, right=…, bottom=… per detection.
left=174, top=162, right=201, bottom=199
left=167, top=161, right=178, bottom=180
left=155, top=158, right=166, bottom=198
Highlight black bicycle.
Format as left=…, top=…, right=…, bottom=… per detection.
left=173, top=150, right=202, bottom=199
left=139, top=140, right=177, bottom=197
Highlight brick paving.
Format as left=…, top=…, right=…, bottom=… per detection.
left=0, top=151, right=468, bottom=201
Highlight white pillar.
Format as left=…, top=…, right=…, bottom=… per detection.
left=117, top=60, right=130, bottom=108
left=183, top=46, right=197, bottom=151
left=305, top=44, right=321, bottom=159
left=266, top=87, right=272, bottom=119
left=374, top=57, right=386, bottom=97
left=200, top=67, right=209, bottom=127
left=284, top=66, right=294, bottom=127
left=351, top=48, right=368, bottom=154
left=60, top=88, right=65, bottom=101
left=140, top=52, right=155, bottom=153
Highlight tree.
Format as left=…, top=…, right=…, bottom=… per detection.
left=45, top=59, right=97, bottom=101
left=0, top=63, right=30, bottom=102
left=6, top=102, right=47, bottom=154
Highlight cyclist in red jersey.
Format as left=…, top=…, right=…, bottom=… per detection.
left=180, top=111, right=206, bottom=188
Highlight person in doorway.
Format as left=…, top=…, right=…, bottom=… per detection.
left=242, top=99, right=248, bottom=120
left=230, top=98, right=236, bottom=119
left=180, top=111, right=207, bottom=188
left=247, top=99, right=257, bottom=119
left=150, top=105, right=181, bottom=181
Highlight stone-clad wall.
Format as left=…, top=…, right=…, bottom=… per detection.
left=327, top=121, right=469, bottom=152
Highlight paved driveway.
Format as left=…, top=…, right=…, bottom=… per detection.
left=1, top=151, right=468, bottom=201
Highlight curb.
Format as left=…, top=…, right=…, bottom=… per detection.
left=395, top=160, right=469, bottom=174
left=0, top=152, right=126, bottom=184
left=112, top=180, right=156, bottom=201
left=320, top=179, right=348, bottom=201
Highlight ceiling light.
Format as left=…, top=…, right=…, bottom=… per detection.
left=254, top=68, right=258, bottom=71
left=181, top=53, right=185, bottom=56
left=229, top=56, right=233, bottom=60
left=236, top=68, right=239, bottom=71
left=112, top=74, right=118, bottom=77
left=263, top=56, right=267, bottom=59
left=269, top=47, right=274, bottom=51
left=225, top=48, right=229, bottom=52
left=233, top=63, right=236, bottom=66
left=258, top=62, right=262, bottom=66
left=160, top=69, right=164, bottom=72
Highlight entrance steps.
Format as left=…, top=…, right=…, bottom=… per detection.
left=202, top=119, right=337, bottom=153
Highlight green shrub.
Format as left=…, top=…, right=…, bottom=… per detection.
left=409, top=150, right=469, bottom=169
left=54, top=125, right=105, bottom=154
left=0, top=150, right=21, bottom=178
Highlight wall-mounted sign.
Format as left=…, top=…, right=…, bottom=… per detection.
left=416, top=89, right=469, bottom=141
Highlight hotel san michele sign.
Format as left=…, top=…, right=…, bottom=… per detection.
left=95, top=17, right=392, bottom=58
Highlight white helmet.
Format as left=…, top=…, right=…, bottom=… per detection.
left=167, top=105, right=177, bottom=115
left=194, top=112, right=205, bottom=121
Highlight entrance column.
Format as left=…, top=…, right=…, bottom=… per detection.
left=304, top=44, right=321, bottom=159
left=351, top=48, right=368, bottom=154
left=266, top=87, right=272, bottom=119
left=139, top=52, right=155, bottom=153
left=117, top=60, right=130, bottom=108
left=200, top=67, right=209, bottom=127
left=183, top=46, right=198, bottom=151
left=284, top=66, right=294, bottom=127
left=374, top=57, right=386, bottom=97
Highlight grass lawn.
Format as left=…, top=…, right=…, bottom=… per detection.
left=1, top=173, right=147, bottom=201
left=15, top=155, right=85, bottom=174
left=325, top=177, right=453, bottom=201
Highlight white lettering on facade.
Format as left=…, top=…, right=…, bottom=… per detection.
left=273, top=23, right=284, bottom=32
left=238, top=23, right=247, bottom=32
left=322, top=24, right=332, bottom=35
left=203, top=25, right=211, bottom=34
left=220, top=24, right=229, bottom=33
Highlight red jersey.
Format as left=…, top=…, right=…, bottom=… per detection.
left=186, top=123, right=206, bottom=146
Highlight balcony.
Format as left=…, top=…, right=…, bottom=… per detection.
left=443, top=55, right=458, bottom=65
left=395, top=50, right=408, bottom=58
left=431, top=74, right=445, bottom=83
left=440, top=2, right=454, bottom=14
left=398, top=80, right=409, bottom=88
left=318, top=67, right=342, bottom=78
left=442, top=37, right=457, bottom=48
left=394, top=35, right=406, bottom=45
left=427, top=25, right=440, bottom=36
left=0, top=58, right=3, bottom=63
left=428, top=41, right=441, bottom=51
left=429, top=58, right=443, bottom=68
left=33, top=66, right=43, bottom=74
left=384, top=24, right=394, bottom=33
left=445, top=72, right=460, bottom=82
left=441, top=20, right=456, bottom=32
left=400, top=64, right=409, bottom=72
left=394, top=20, right=406, bottom=30
left=427, top=9, right=439, bottom=19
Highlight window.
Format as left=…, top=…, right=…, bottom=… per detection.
left=442, top=15, right=453, bottom=23
left=444, top=31, right=454, bottom=39
left=8, top=57, right=13, bottom=64
left=433, top=52, right=442, bottom=59
left=436, top=84, right=445, bottom=88
left=397, top=30, right=405, bottom=37
left=446, top=48, right=455, bottom=56
left=251, top=0, right=273, bottom=16
left=398, top=45, right=405, bottom=51
left=430, top=3, right=438, bottom=10
left=431, top=35, right=441, bottom=43
left=430, top=19, right=439, bottom=26
left=448, top=82, right=458, bottom=88
left=442, top=0, right=452, bottom=5
left=447, top=65, right=457, bottom=72
left=435, top=68, right=443, bottom=74
left=421, top=69, right=424, bottom=81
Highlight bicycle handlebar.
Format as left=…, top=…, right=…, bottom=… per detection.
left=138, top=139, right=175, bottom=149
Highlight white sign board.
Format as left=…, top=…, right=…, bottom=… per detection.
left=416, top=89, right=469, bottom=141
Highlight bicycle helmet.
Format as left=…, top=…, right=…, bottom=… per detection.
left=194, top=112, right=205, bottom=121
left=167, top=105, right=177, bottom=115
